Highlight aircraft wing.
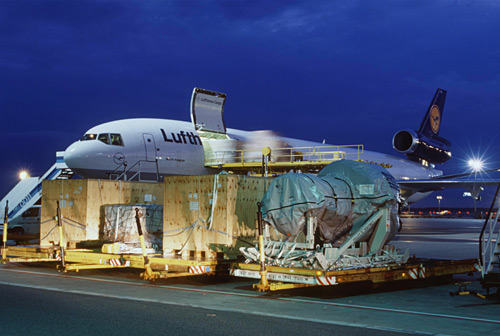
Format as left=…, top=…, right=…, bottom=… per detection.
left=399, top=179, right=500, bottom=193
left=432, top=168, right=500, bottom=180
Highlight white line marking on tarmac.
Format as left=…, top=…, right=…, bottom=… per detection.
left=0, top=278, right=432, bottom=335
left=2, top=267, right=500, bottom=329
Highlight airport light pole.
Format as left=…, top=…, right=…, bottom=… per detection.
left=468, top=158, right=484, bottom=173
left=436, top=195, right=442, bottom=213
left=18, top=170, right=30, bottom=180
left=468, top=158, right=484, bottom=218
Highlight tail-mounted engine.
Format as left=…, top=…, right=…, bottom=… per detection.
left=393, top=129, right=451, bottom=164
left=392, top=88, right=452, bottom=165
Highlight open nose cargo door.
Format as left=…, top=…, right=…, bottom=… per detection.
left=190, top=88, right=227, bottom=136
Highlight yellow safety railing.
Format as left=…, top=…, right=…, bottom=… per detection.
left=205, top=145, right=364, bottom=166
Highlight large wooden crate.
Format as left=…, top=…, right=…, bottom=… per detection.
left=163, top=175, right=271, bottom=258
left=41, top=179, right=164, bottom=247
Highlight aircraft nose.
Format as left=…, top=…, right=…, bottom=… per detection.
left=64, top=141, right=86, bottom=170
left=64, top=140, right=116, bottom=178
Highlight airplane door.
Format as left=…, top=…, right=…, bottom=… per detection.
left=142, top=133, right=157, bottom=162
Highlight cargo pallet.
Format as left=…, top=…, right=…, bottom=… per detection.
left=1, top=245, right=60, bottom=263
left=230, top=258, right=481, bottom=291
left=1, top=244, right=481, bottom=287
left=231, top=203, right=482, bottom=292
left=1, top=202, right=230, bottom=280
left=1, top=245, right=230, bottom=280
left=60, top=249, right=227, bottom=280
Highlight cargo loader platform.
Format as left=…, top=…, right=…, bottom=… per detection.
left=204, top=144, right=364, bottom=175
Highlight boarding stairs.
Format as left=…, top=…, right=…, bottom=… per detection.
left=57, top=168, right=74, bottom=180
left=0, top=152, right=74, bottom=222
left=479, top=183, right=500, bottom=293
left=108, top=159, right=160, bottom=182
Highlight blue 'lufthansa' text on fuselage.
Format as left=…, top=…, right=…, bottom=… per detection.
left=160, top=129, right=202, bottom=146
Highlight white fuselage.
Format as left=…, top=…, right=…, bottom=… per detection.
left=64, top=118, right=442, bottom=202
left=65, top=119, right=211, bottom=179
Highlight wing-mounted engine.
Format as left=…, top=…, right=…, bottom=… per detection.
left=392, top=88, right=452, bottom=165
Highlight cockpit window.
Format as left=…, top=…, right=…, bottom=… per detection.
left=98, top=133, right=110, bottom=144
left=110, top=133, right=124, bottom=146
left=81, top=134, right=97, bottom=141
left=80, top=133, right=123, bottom=145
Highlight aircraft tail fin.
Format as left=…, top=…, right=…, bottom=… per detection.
left=418, top=88, right=447, bottom=137
left=392, top=88, right=451, bottom=164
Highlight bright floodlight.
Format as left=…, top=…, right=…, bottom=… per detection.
left=19, top=170, right=30, bottom=180
left=468, top=158, right=484, bottom=172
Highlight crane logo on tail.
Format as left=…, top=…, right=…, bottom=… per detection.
left=430, top=105, right=441, bottom=134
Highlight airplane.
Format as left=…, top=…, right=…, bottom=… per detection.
left=63, top=87, right=499, bottom=204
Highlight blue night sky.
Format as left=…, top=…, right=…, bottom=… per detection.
left=1, top=0, right=499, bottom=208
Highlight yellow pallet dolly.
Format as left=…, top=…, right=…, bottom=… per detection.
left=2, top=203, right=229, bottom=281
left=230, top=203, right=481, bottom=291
left=1, top=245, right=59, bottom=263
left=3, top=245, right=227, bottom=280
left=59, top=248, right=225, bottom=280
left=56, top=208, right=229, bottom=280
left=230, top=258, right=481, bottom=291
left=2, top=201, right=61, bottom=264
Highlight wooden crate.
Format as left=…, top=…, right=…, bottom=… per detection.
left=40, top=179, right=164, bottom=247
left=163, top=174, right=271, bottom=258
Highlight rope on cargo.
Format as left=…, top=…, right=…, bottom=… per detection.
left=40, top=224, right=58, bottom=241
left=206, top=171, right=228, bottom=230
left=39, top=218, right=59, bottom=241
left=175, top=216, right=253, bottom=255
left=39, top=218, right=56, bottom=225
left=39, top=216, right=75, bottom=241
left=204, top=225, right=253, bottom=246
left=175, top=175, right=208, bottom=254
left=265, top=194, right=390, bottom=213
left=62, top=218, right=99, bottom=234
left=176, top=220, right=201, bottom=254
left=41, top=216, right=99, bottom=243
left=62, top=217, right=86, bottom=228
left=163, top=220, right=253, bottom=243
left=163, top=222, right=198, bottom=237
left=175, top=172, right=254, bottom=254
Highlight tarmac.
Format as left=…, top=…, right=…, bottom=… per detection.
left=0, top=260, right=499, bottom=335
left=0, top=217, right=499, bottom=335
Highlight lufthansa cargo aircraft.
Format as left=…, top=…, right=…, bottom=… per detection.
left=63, top=88, right=499, bottom=204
